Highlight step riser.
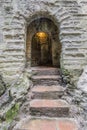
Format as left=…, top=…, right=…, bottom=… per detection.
left=33, top=80, right=61, bottom=86
left=32, top=70, right=60, bottom=76
left=32, top=92, right=63, bottom=99
left=30, top=107, right=69, bottom=117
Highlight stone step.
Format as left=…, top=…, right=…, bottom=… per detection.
left=30, top=99, right=69, bottom=117
left=31, top=85, right=65, bottom=99
left=31, top=67, right=60, bottom=75
left=32, top=75, right=62, bottom=86
left=31, top=67, right=58, bottom=70
left=16, top=117, right=78, bottom=130
left=32, top=75, right=60, bottom=80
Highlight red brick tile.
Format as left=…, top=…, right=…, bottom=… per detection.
left=57, top=119, right=78, bottom=130
left=40, top=120, right=56, bottom=130
left=20, top=119, right=41, bottom=130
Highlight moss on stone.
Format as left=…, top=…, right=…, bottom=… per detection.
left=3, top=127, right=7, bottom=130
left=62, top=69, right=70, bottom=76
left=6, top=103, right=20, bottom=123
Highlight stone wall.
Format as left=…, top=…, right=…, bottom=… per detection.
left=0, top=0, right=87, bottom=85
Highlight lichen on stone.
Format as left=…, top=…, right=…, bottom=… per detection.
left=0, top=74, right=6, bottom=96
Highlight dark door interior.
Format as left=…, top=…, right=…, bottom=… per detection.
left=31, top=32, right=52, bottom=66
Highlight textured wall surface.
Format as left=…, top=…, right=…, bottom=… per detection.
left=0, top=0, right=87, bottom=84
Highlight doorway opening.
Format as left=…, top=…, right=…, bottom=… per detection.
left=26, top=17, right=61, bottom=68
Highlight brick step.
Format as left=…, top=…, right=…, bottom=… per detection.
left=31, top=85, right=65, bottom=99
left=16, top=117, right=78, bottom=130
left=30, top=99, right=69, bottom=117
left=31, top=67, right=60, bottom=75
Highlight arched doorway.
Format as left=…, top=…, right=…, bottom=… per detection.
left=26, top=17, right=61, bottom=67
left=31, top=32, right=52, bottom=66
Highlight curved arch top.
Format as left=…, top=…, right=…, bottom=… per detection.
left=26, top=11, right=60, bottom=28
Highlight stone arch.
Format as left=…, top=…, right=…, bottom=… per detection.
left=1, top=2, right=74, bottom=83
left=26, top=11, right=60, bottom=28
left=26, top=15, right=61, bottom=67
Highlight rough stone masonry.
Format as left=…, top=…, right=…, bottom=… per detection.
left=0, top=0, right=87, bottom=129
left=0, top=0, right=87, bottom=86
